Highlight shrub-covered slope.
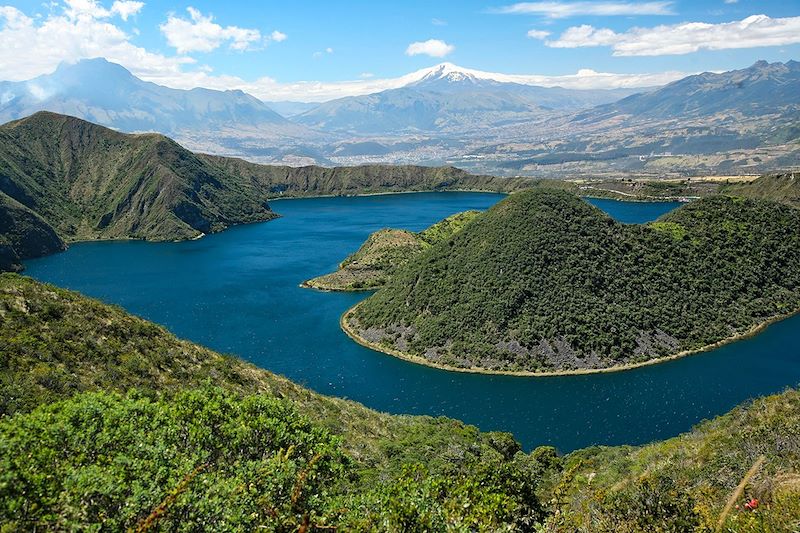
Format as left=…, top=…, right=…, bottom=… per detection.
left=303, top=210, right=480, bottom=291
left=1, top=274, right=800, bottom=530
left=0, top=274, right=547, bottom=530
left=546, top=388, right=800, bottom=532
left=723, top=172, right=800, bottom=208
left=349, top=189, right=800, bottom=373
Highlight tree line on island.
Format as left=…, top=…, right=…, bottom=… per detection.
left=348, top=188, right=800, bottom=373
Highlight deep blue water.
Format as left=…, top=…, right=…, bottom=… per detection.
left=24, top=193, right=800, bottom=452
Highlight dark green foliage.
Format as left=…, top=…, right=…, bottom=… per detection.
left=0, top=274, right=548, bottom=530
left=0, top=386, right=346, bottom=531
left=353, top=189, right=800, bottom=371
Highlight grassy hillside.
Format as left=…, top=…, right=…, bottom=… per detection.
left=0, top=112, right=556, bottom=271
left=0, top=191, right=64, bottom=272
left=546, top=388, right=800, bottom=532
left=0, top=112, right=278, bottom=247
left=303, top=210, right=480, bottom=291
left=722, top=172, right=800, bottom=208
left=349, top=189, right=800, bottom=373
left=2, top=275, right=800, bottom=530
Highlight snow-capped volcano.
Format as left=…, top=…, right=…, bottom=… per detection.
left=294, top=62, right=644, bottom=134
left=403, top=63, right=514, bottom=88
left=409, top=63, right=496, bottom=86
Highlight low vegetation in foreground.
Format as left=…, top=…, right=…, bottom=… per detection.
left=349, top=188, right=800, bottom=373
left=1, top=274, right=800, bottom=530
left=303, top=210, right=480, bottom=291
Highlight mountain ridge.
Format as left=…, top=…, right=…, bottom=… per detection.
left=0, top=58, right=315, bottom=141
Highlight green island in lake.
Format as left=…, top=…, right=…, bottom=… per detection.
left=302, top=210, right=480, bottom=290
left=343, top=184, right=800, bottom=375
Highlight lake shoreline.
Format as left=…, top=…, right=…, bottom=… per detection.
left=299, top=280, right=375, bottom=292
left=268, top=188, right=510, bottom=202
left=341, top=302, right=800, bottom=377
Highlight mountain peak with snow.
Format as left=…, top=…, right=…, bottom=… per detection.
left=408, top=63, right=500, bottom=87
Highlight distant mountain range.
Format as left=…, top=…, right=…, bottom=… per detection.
left=293, top=63, right=639, bottom=135
left=0, top=59, right=798, bottom=176
left=467, top=60, right=800, bottom=176
left=0, top=59, right=315, bottom=152
left=583, top=60, right=800, bottom=122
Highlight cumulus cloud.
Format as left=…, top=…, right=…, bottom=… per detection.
left=270, top=30, right=287, bottom=42
left=160, top=7, right=267, bottom=53
left=405, top=39, right=455, bottom=58
left=547, top=14, right=800, bottom=56
left=494, top=1, right=674, bottom=18
left=526, top=29, right=550, bottom=39
left=111, top=1, right=143, bottom=20
left=0, top=2, right=192, bottom=82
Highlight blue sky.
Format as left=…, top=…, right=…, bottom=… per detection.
left=1, top=0, right=799, bottom=100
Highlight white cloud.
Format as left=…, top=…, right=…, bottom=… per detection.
left=111, top=1, right=143, bottom=20
left=63, top=0, right=111, bottom=19
left=0, top=1, right=692, bottom=103
left=526, top=29, right=550, bottom=39
left=547, top=14, right=800, bottom=56
left=270, top=30, right=287, bottom=42
left=312, top=47, right=334, bottom=59
left=724, top=0, right=738, bottom=3
left=431, top=18, right=447, bottom=26
left=494, top=1, right=674, bottom=18
left=159, top=7, right=266, bottom=53
left=405, top=39, right=455, bottom=58
left=0, top=2, right=191, bottom=82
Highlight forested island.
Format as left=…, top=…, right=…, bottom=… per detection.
left=1, top=273, right=798, bottom=531
left=346, top=188, right=800, bottom=374
left=303, top=211, right=479, bottom=290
